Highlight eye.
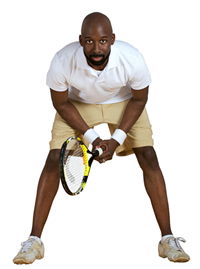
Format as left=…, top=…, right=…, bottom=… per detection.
left=100, top=40, right=107, bottom=44
left=86, top=40, right=93, bottom=44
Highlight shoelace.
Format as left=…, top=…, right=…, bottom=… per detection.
left=167, top=237, right=186, bottom=252
left=20, top=238, right=36, bottom=253
left=20, top=236, right=41, bottom=254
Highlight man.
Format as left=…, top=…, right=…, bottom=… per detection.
left=13, top=12, right=190, bottom=264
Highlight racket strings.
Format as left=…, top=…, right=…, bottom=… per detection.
left=63, top=141, right=86, bottom=193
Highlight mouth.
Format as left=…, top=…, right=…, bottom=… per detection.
left=91, top=56, right=103, bottom=62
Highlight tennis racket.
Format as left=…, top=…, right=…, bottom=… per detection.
left=59, top=136, right=103, bottom=196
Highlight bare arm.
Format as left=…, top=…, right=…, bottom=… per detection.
left=118, top=86, right=148, bottom=133
left=50, top=89, right=89, bottom=135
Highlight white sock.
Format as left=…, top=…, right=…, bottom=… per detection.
left=161, top=234, right=173, bottom=243
left=29, top=236, right=42, bottom=245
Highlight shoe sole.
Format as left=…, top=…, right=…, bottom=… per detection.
left=13, top=254, right=44, bottom=264
left=158, top=243, right=190, bottom=263
left=13, top=259, right=34, bottom=264
left=159, top=254, right=190, bottom=263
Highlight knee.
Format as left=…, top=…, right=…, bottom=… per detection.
left=135, top=147, right=159, bottom=171
left=45, top=149, right=60, bottom=171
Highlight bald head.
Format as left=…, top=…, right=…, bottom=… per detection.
left=79, top=12, right=115, bottom=70
left=81, top=12, right=113, bottom=36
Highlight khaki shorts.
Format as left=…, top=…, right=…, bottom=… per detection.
left=49, top=98, right=154, bottom=156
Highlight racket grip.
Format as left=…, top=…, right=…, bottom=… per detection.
left=94, top=147, right=103, bottom=156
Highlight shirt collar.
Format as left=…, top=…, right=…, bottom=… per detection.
left=76, top=44, right=120, bottom=71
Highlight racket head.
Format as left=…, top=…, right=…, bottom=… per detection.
left=59, top=137, right=89, bottom=196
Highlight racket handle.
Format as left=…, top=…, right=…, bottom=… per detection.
left=93, top=147, right=103, bottom=156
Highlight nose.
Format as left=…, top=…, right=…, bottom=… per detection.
left=93, top=41, right=101, bottom=54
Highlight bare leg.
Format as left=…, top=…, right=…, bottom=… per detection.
left=134, top=146, right=172, bottom=236
left=30, top=149, right=60, bottom=238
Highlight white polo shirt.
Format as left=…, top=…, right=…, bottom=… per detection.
left=46, top=40, right=151, bottom=104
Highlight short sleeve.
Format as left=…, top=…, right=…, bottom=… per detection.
left=46, top=53, right=68, bottom=92
left=129, top=52, right=152, bottom=90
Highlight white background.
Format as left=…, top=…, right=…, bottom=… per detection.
left=1, top=0, right=199, bottom=268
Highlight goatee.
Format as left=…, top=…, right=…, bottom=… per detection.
left=84, top=50, right=110, bottom=66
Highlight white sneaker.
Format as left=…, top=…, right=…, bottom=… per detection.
left=13, top=236, right=44, bottom=264
left=158, top=236, right=190, bottom=262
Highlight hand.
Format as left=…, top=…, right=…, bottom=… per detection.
left=92, top=137, right=103, bottom=152
left=91, top=137, right=108, bottom=160
left=94, top=139, right=120, bottom=163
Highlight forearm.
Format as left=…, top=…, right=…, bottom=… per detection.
left=55, top=100, right=89, bottom=135
left=118, top=97, right=147, bottom=134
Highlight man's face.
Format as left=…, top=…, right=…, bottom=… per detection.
left=79, top=23, right=115, bottom=70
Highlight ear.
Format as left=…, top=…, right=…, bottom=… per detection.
left=111, top=33, right=115, bottom=45
left=79, top=35, right=83, bottom=46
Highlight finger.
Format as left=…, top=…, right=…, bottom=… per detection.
left=94, top=151, right=109, bottom=163
left=99, top=151, right=111, bottom=163
left=93, top=150, right=107, bottom=162
left=100, top=158, right=106, bottom=164
left=96, top=143, right=108, bottom=153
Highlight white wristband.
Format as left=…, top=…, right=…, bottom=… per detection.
left=111, top=129, right=127, bottom=145
left=84, top=129, right=100, bottom=144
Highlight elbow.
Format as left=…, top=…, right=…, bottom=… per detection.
left=144, top=95, right=148, bottom=105
left=132, top=96, right=148, bottom=107
left=140, top=97, right=148, bottom=109
left=52, top=101, right=68, bottom=115
left=50, top=88, right=69, bottom=113
left=52, top=100, right=59, bottom=111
